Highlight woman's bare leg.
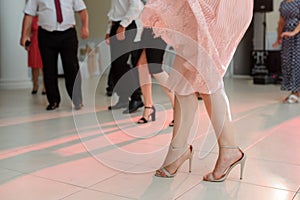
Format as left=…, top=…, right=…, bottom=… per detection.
left=153, top=71, right=174, bottom=107
left=138, top=50, right=154, bottom=120
left=32, top=68, right=39, bottom=91
left=156, top=93, right=198, bottom=176
left=201, top=89, right=243, bottom=180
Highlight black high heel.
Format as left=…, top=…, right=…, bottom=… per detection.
left=137, top=106, right=156, bottom=124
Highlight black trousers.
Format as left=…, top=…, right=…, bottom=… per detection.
left=140, top=28, right=167, bottom=75
left=108, top=21, right=142, bottom=102
left=38, top=27, right=82, bottom=106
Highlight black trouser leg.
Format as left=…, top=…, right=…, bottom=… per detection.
left=38, top=28, right=61, bottom=105
left=129, top=47, right=143, bottom=101
left=109, top=21, right=139, bottom=102
left=59, top=29, right=82, bottom=105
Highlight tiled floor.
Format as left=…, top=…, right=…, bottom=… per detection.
left=0, top=76, right=299, bottom=200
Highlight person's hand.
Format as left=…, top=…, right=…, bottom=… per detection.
left=272, top=38, right=282, bottom=48
left=20, top=36, right=31, bottom=50
left=116, top=25, right=126, bottom=41
left=105, top=34, right=110, bottom=45
left=80, top=26, right=89, bottom=39
left=281, top=31, right=296, bottom=38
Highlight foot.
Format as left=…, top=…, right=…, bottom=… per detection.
left=106, top=90, right=113, bottom=97
left=108, top=101, right=127, bottom=110
left=283, top=93, right=299, bottom=104
left=32, top=85, right=38, bottom=95
left=46, top=102, right=59, bottom=111
left=123, top=100, right=143, bottom=114
left=203, top=147, right=243, bottom=181
left=155, top=146, right=193, bottom=177
left=169, top=120, right=174, bottom=127
left=137, top=106, right=155, bottom=124
left=106, top=86, right=113, bottom=97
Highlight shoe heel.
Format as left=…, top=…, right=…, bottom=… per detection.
left=188, top=145, right=193, bottom=173
left=239, top=154, right=246, bottom=180
left=151, top=107, right=156, bottom=121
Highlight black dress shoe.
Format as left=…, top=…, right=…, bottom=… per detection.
left=108, top=101, right=128, bottom=110
left=31, top=90, right=38, bottom=95
left=74, top=103, right=83, bottom=110
left=46, top=103, right=59, bottom=111
left=106, top=90, right=113, bottom=97
left=123, top=100, right=144, bottom=114
left=106, top=86, right=113, bottom=97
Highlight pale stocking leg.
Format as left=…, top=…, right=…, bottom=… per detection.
left=156, top=93, right=198, bottom=176
left=201, top=88, right=242, bottom=179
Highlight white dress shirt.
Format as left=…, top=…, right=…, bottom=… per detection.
left=106, top=0, right=144, bottom=34
left=24, top=0, right=86, bottom=32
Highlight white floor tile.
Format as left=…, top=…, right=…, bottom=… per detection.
left=32, top=157, right=120, bottom=187
left=177, top=181, right=294, bottom=200
left=0, top=174, right=81, bottom=200
left=91, top=172, right=201, bottom=200
left=62, top=189, right=133, bottom=200
left=0, top=168, right=22, bottom=183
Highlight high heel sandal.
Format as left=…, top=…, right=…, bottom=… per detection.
left=203, top=146, right=246, bottom=182
left=283, top=94, right=299, bottom=104
left=155, top=145, right=193, bottom=178
left=137, top=106, right=156, bottom=124
left=169, top=120, right=174, bottom=127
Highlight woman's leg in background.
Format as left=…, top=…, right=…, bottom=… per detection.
left=152, top=71, right=174, bottom=107
left=31, top=68, right=39, bottom=93
left=138, top=50, right=154, bottom=121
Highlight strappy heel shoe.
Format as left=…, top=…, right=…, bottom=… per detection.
left=137, top=106, right=156, bottom=124
left=155, top=145, right=194, bottom=178
left=203, top=146, right=246, bottom=182
left=283, top=94, right=300, bottom=104
left=169, top=120, right=174, bottom=127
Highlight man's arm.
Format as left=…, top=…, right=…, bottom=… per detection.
left=78, top=9, right=89, bottom=39
left=20, top=14, right=34, bottom=48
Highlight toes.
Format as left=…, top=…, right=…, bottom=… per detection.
left=155, top=169, right=166, bottom=177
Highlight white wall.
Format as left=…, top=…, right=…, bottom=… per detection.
left=76, top=0, right=110, bottom=42
left=266, top=0, right=281, bottom=32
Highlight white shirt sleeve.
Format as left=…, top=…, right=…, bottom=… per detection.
left=120, top=0, right=143, bottom=28
left=73, top=0, right=87, bottom=12
left=23, top=0, right=38, bottom=16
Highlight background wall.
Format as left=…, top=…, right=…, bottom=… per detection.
left=266, top=0, right=281, bottom=32
left=76, top=0, right=110, bottom=42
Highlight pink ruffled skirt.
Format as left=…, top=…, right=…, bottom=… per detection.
left=141, top=0, right=253, bottom=95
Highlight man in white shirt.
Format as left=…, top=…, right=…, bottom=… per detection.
left=105, top=0, right=144, bottom=113
left=20, top=0, right=89, bottom=111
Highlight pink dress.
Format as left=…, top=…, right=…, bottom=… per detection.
left=141, top=0, right=253, bottom=94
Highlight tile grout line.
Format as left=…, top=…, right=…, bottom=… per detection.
left=291, top=187, right=300, bottom=200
